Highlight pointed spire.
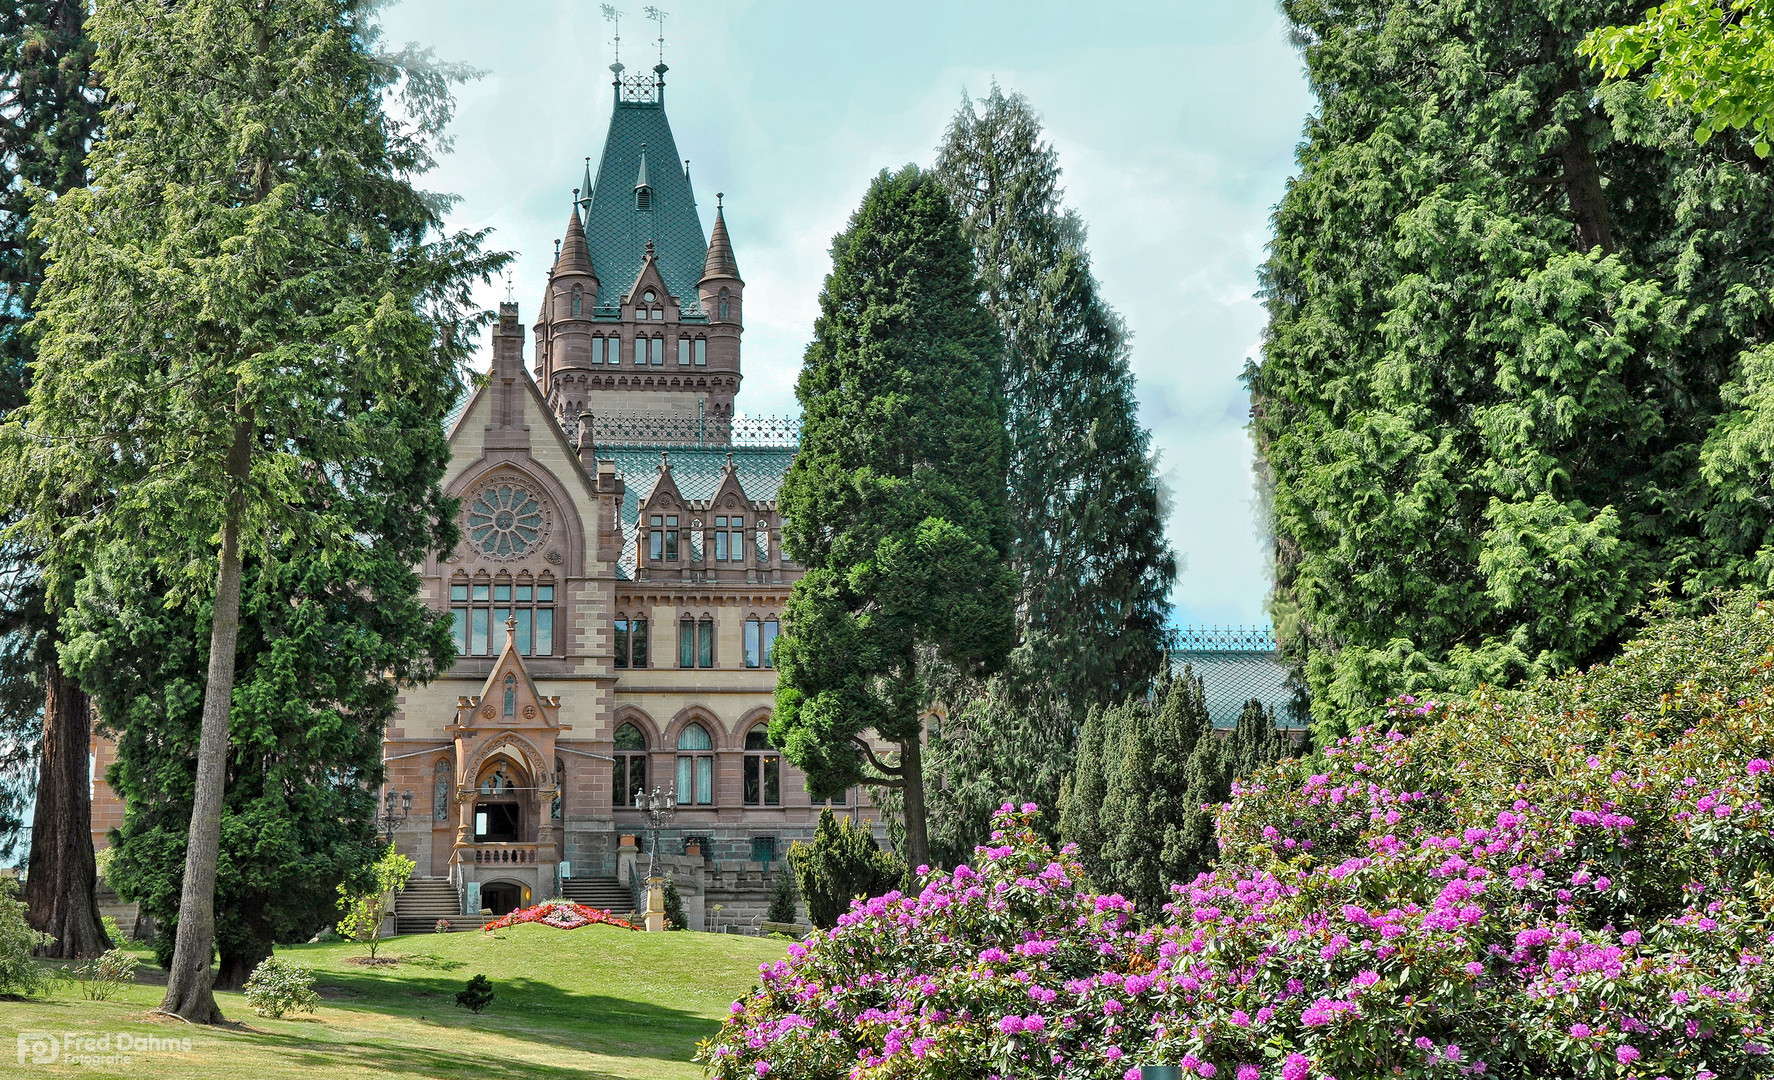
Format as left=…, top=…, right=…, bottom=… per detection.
left=554, top=195, right=594, bottom=278
left=635, top=143, right=650, bottom=191
left=702, top=192, right=739, bottom=281
left=578, top=158, right=593, bottom=214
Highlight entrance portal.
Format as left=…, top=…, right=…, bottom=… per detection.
left=481, top=881, right=523, bottom=916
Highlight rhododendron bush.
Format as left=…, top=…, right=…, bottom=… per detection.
left=701, top=597, right=1774, bottom=1079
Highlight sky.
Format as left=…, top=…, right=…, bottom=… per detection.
left=380, top=0, right=1315, bottom=630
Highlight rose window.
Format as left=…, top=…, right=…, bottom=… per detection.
left=466, top=485, right=546, bottom=558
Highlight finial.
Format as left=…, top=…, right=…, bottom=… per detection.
left=602, top=5, right=622, bottom=68
left=645, top=239, right=655, bottom=258
left=573, top=187, right=580, bottom=201
left=725, top=451, right=735, bottom=471
left=504, top=272, right=514, bottom=302
left=716, top=191, right=724, bottom=209
left=645, top=6, right=668, bottom=67
left=659, top=449, right=670, bottom=471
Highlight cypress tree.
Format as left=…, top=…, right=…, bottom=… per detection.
left=0, top=0, right=106, bottom=959
left=0, top=0, right=503, bottom=1021
left=770, top=165, right=1015, bottom=873
left=1252, top=0, right=1774, bottom=739
left=924, top=87, right=1176, bottom=862
left=1061, top=670, right=1296, bottom=913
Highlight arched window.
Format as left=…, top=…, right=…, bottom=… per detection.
left=612, top=722, right=648, bottom=807
left=592, top=335, right=606, bottom=364
left=552, top=756, right=564, bottom=820
left=694, top=337, right=707, bottom=366
left=678, top=336, right=690, bottom=365
left=756, top=522, right=770, bottom=564
left=680, top=615, right=714, bottom=668
left=650, top=335, right=664, bottom=366
left=614, top=614, right=648, bottom=668
left=502, top=673, right=517, bottom=718
left=570, top=283, right=583, bottom=317
left=676, top=723, right=714, bottom=806
left=743, top=727, right=780, bottom=806
left=433, top=759, right=452, bottom=821
left=718, top=287, right=730, bottom=322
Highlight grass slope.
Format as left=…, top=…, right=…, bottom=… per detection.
left=1, top=926, right=784, bottom=1079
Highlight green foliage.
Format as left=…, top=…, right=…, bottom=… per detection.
left=766, top=870, right=800, bottom=925
left=0, top=875, right=50, bottom=995
left=1251, top=0, right=1774, bottom=740
left=241, top=955, right=318, bottom=1019
left=336, top=844, right=413, bottom=961
left=790, top=809, right=907, bottom=931
left=70, top=947, right=138, bottom=1000
left=661, top=877, right=687, bottom=932
left=771, top=165, right=1014, bottom=868
left=455, top=972, right=495, bottom=1014
left=922, top=87, right=1177, bottom=863
left=1583, top=0, right=1774, bottom=156
left=1060, top=669, right=1297, bottom=914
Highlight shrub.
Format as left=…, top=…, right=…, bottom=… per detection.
left=434, top=918, right=451, bottom=934
left=789, top=808, right=905, bottom=930
left=766, top=871, right=799, bottom=925
left=242, top=955, right=319, bottom=1018
left=456, top=973, right=494, bottom=1013
left=701, top=594, right=1774, bottom=1080
left=662, top=877, right=687, bottom=930
left=0, top=876, right=51, bottom=996
left=72, top=948, right=139, bottom=1000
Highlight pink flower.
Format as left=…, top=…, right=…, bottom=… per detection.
left=1281, top=1053, right=1311, bottom=1080
left=997, top=1015, right=1023, bottom=1035
left=754, top=1063, right=770, bottom=1078
left=1570, top=1024, right=1592, bottom=1039
left=1749, top=758, right=1772, bottom=776
left=1105, top=1046, right=1123, bottom=1062
left=1237, top=1065, right=1261, bottom=1080
left=1617, top=1046, right=1640, bottom=1064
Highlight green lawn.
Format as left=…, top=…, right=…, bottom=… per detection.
left=1, top=926, right=786, bottom=1079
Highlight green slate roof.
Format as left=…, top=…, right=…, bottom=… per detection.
left=603, top=444, right=796, bottom=579
left=582, top=85, right=710, bottom=318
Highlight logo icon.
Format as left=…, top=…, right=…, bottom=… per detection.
left=16, top=1032, right=58, bottom=1065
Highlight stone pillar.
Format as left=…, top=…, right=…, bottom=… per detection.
left=644, top=876, right=665, bottom=932
left=617, top=834, right=638, bottom=886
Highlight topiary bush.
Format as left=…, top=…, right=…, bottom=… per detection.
left=662, top=877, right=688, bottom=931
left=456, top=973, right=494, bottom=1013
left=242, top=955, right=319, bottom=1018
left=701, top=594, right=1774, bottom=1079
left=766, top=870, right=799, bottom=925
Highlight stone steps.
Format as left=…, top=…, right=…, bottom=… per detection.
left=394, top=878, right=464, bottom=934
left=562, top=877, right=634, bottom=915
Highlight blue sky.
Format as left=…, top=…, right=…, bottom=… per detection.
left=381, top=0, right=1314, bottom=630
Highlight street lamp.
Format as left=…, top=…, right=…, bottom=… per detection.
left=633, top=784, right=677, bottom=880
left=378, top=787, right=414, bottom=846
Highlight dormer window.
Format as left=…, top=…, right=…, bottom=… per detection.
left=635, top=186, right=652, bottom=211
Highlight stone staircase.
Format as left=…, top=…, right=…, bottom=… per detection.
left=562, top=876, right=635, bottom=916
left=394, top=877, right=468, bottom=934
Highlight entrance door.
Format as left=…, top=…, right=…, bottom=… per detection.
left=481, top=882, right=523, bottom=916
left=474, top=802, right=520, bottom=842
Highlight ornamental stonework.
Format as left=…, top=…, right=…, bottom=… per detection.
left=463, top=480, right=553, bottom=561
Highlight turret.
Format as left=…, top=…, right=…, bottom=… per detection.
left=697, top=194, right=744, bottom=384
left=539, top=200, right=600, bottom=421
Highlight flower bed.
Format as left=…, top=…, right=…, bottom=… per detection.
left=481, top=900, right=638, bottom=932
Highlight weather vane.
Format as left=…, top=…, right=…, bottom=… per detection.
left=644, top=6, right=668, bottom=66
left=601, top=5, right=622, bottom=68
left=504, top=271, right=514, bottom=303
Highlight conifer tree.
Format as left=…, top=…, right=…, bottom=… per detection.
left=1060, top=671, right=1295, bottom=913
left=924, top=87, right=1175, bottom=862
left=0, top=0, right=106, bottom=959
left=1252, top=0, right=1774, bottom=739
left=0, top=0, right=502, bottom=1021
left=771, top=165, right=1015, bottom=873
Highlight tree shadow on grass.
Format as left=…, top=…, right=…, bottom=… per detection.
left=304, top=968, right=718, bottom=1070
left=236, top=1027, right=638, bottom=1080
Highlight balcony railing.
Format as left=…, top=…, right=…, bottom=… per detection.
left=465, top=842, right=542, bottom=866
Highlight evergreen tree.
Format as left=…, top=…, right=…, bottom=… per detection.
left=0, top=0, right=106, bottom=959
left=770, top=165, right=1015, bottom=872
left=1251, top=0, right=1774, bottom=739
left=923, top=87, right=1176, bottom=862
left=789, top=809, right=907, bottom=931
left=0, top=0, right=502, bottom=1021
left=1061, top=670, right=1296, bottom=914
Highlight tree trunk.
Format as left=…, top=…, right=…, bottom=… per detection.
left=1561, top=131, right=1613, bottom=254
left=23, top=654, right=110, bottom=959
left=898, top=736, right=930, bottom=872
left=158, top=419, right=252, bottom=1024
left=214, top=893, right=272, bottom=991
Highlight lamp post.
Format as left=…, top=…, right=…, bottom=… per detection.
left=378, top=787, right=414, bottom=846
left=633, top=784, right=676, bottom=930
left=634, top=784, right=677, bottom=879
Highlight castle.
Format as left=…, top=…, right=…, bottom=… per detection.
left=92, top=59, right=875, bottom=933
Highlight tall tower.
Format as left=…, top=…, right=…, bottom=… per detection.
left=535, top=59, right=741, bottom=439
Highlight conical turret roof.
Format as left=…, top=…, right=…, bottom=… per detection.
left=554, top=205, right=595, bottom=278
left=701, top=198, right=739, bottom=282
